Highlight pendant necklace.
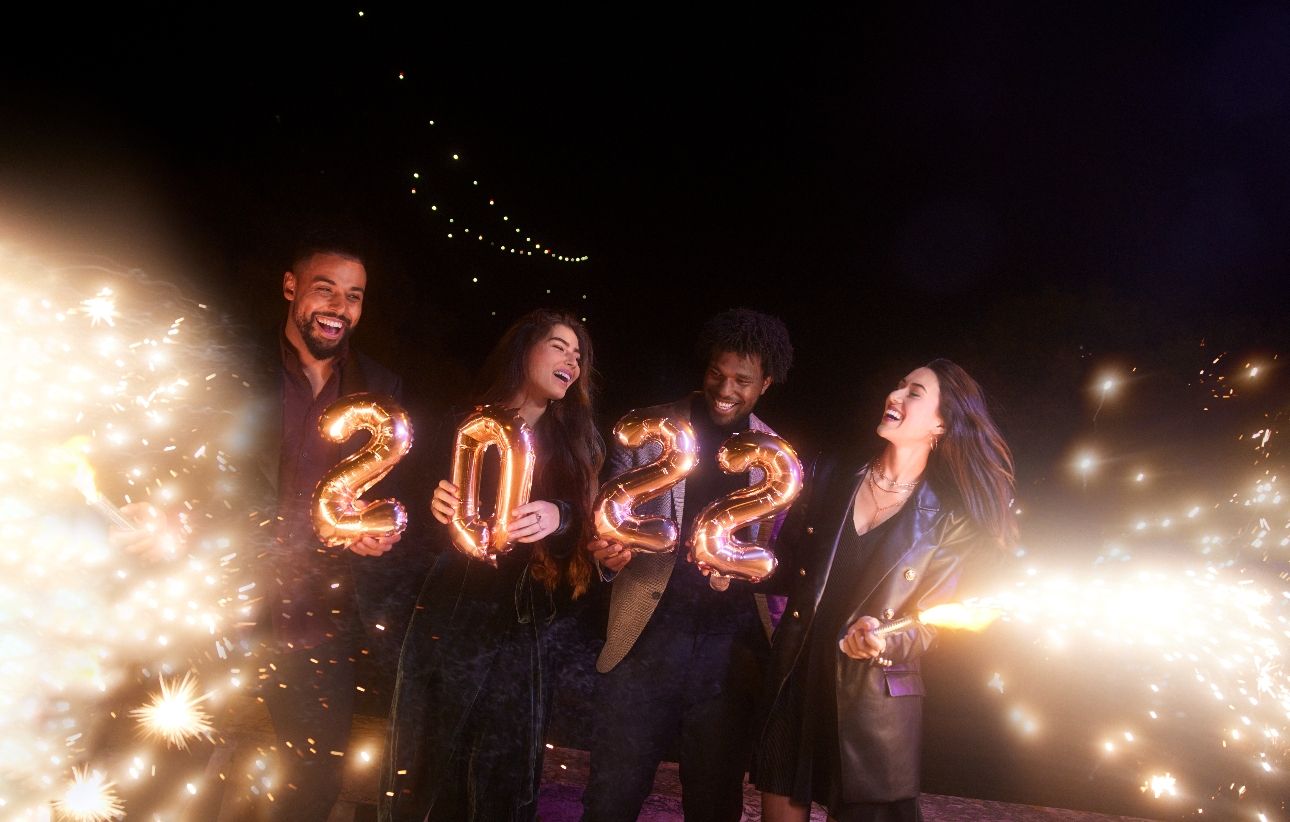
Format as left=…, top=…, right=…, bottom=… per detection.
left=866, top=462, right=920, bottom=530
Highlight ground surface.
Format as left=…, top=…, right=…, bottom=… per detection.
left=209, top=696, right=1158, bottom=822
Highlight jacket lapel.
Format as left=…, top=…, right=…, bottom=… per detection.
left=667, top=395, right=695, bottom=524
left=809, top=461, right=868, bottom=613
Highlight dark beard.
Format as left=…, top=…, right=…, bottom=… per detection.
left=292, top=308, right=351, bottom=360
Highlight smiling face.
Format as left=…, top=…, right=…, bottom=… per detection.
left=283, top=253, right=366, bottom=360
left=703, top=350, right=771, bottom=426
left=523, top=324, right=582, bottom=403
left=877, top=366, right=945, bottom=446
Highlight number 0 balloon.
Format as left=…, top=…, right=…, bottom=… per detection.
left=689, top=431, right=802, bottom=585
left=594, top=410, right=699, bottom=553
left=311, top=394, right=414, bottom=547
left=448, top=405, right=536, bottom=565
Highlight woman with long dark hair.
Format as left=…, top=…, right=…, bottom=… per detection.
left=753, top=359, right=1016, bottom=822
left=380, top=309, right=604, bottom=822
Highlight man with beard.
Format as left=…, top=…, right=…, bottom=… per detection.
left=109, top=233, right=409, bottom=820
left=581, top=308, right=794, bottom=822
left=255, top=234, right=404, bottom=821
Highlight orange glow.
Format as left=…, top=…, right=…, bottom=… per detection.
left=56, top=436, right=98, bottom=503
left=920, top=603, right=999, bottom=632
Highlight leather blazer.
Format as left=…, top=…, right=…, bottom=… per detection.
left=756, top=454, right=986, bottom=803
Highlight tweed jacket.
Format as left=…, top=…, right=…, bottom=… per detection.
left=596, top=392, right=785, bottom=673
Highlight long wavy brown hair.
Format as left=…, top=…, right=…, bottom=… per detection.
left=924, top=359, right=1018, bottom=550
left=473, top=309, right=604, bottom=597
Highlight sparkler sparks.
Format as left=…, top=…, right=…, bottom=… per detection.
left=77, top=290, right=118, bottom=327
left=51, top=767, right=124, bottom=822
left=130, top=673, right=214, bottom=749
left=0, top=252, right=258, bottom=818
left=1144, top=772, right=1177, bottom=798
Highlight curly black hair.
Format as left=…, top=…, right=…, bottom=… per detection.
left=697, top=308, right=793, bottom=384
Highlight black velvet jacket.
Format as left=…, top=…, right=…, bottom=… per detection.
left=756, top=455, right=986, bottom=803
left=379, top=409, right=583, bottom=821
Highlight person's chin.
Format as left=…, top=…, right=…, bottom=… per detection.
left=546, top=383, right=570, bottom=402
left=707, top=407, right=740, bottom=426
left=303, top=332, right=345, bottom=360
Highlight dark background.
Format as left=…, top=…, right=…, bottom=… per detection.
left=4, top=3, right=1290, bottom=819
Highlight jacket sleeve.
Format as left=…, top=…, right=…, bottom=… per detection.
left=540, top=498, right=583, bottom=560
left=880, top=512, right=984, bottom=666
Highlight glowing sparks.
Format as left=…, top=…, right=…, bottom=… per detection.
left=0, top=253, right=252, bottom=817
left=130, top=673, right=214, bottom=749
left=919, top=602, right=1000, bottom=632
left=1143, top=772, right=1177, bottom=798
left=78, top=289, right=119, bottom=327
left=52, top=767, right=124, bottom=822
left=57, top=435, right=99, bottom=503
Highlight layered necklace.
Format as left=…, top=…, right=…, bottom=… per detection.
left=865, top=460, right=921, bottom=530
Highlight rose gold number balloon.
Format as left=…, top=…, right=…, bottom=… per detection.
left=311, top=394, right=414, bottom=547
left=447, top=405, right=536, bottom=566
left=593, top=410, right=699, bottom=553
left=689, top=432, right=802, bottom=585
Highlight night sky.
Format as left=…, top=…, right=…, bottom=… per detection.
left=4, top=3, right=1290, bottom=816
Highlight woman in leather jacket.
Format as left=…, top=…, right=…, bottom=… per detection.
left=380, top=310, right=604, bottom=822
left=753, top=359, right=1016, bottom=822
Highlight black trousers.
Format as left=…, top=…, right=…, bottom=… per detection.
left=581, top=619, right=766, bottom=822
left=262, top=635, right=357, bottom=822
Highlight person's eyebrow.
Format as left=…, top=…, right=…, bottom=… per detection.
left=550, top=334, right=577, bottom=352
left=909, top=381, right=927, bottom=392
left=314, top=275, right=365, bottom=293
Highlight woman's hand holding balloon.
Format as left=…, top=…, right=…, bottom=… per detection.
left=509, top=500, right=560, bottom=543
left=589, top=538, right=633, bottom=572
left=839, top=616, right=886, bottom=660
left=431, top=480, right=460, bottom=525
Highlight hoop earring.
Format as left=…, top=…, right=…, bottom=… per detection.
left=930, top=434, right=939, bottom=451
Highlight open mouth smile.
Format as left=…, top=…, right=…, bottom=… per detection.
left=714, top=400, right=737, bottom=414
left=883, top=405, right=903, bottom=423
left=554, top=369, right=573, bottom=386
left=315, top=315, right=347, bottom=339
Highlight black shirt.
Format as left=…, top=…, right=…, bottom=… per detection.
left=651, top=394, right=763, bottom=635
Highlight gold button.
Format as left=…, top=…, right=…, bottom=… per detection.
left=806, top=526, right=814, bottom=534
left=799, top=568, right=806, bottom=576
left=883, top=608, right=895, bottom=620
left=904, top=569, right=916, bottom=581
left=792, top=611, right=799, bottom=618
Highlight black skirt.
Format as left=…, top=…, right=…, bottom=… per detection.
left=753, top=507, right=922, bottom=822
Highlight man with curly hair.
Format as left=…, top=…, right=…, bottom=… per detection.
left=582, top=308, right=794, bottom=822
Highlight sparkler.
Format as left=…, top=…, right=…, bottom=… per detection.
left=130, top=673, right=214, bottom=749
left=57, top=437, right=138, bottom=531
left=871, top=603, right=1001, bottom=637
left=0, top=251, right=259, bottom=819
